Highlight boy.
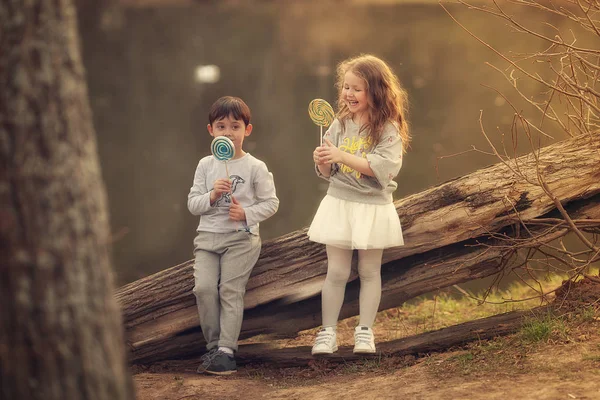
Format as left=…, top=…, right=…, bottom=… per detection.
left=188, top=96, right=279, bottom=375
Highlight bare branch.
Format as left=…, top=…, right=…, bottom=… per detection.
left=443, top=0, right=600, bottom=308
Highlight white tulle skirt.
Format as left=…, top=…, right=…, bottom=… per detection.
left=308, top=195, right=404, bottom=250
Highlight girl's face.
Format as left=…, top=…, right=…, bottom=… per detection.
left=342, top=71, right=369, bottom=119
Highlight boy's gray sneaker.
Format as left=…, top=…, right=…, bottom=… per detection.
left=197, top=348, right=218, bottom=373
left=203, top=350, right=237, bottom=375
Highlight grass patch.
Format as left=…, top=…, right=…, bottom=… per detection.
left=519, top=311, right=568, bottom=344
left=520, top=316, right=555, bottom=343
left=340, top=355, right=384, bottom=373
left=447, top=351, right=474, bottom=365
left=582, top=354, right=600, bottom=362
left=579, top=306, right=598, bottom=323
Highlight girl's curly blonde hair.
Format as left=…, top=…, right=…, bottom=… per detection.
left=335, top=54, right=411, bottom=153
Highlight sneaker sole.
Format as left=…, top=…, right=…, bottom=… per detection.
left=353, top=348, right=376, bottom=354
left=203, top=369, right=237, bottom=376
left=311, top=346, right=338, bottom=355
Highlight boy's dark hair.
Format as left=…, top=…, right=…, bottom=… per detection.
left=208, top=96, right=252, bottom=126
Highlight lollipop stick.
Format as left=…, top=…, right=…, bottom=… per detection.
left=320, top=126, right=323, bottom=146
left=225, top=162, right=231, bottom=193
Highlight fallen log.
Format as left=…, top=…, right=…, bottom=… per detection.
left=235, top=306, right=550, bottom=368
left=133, top=306, right=549, bottom=372
left=116, top=134, right=600, bottom=364
left=124, top=196, right=600, bottom=364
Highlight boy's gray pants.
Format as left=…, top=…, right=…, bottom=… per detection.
left=192, top=231, right=261, bottom=352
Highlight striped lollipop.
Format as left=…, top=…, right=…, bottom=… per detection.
left=308, top=99, right=334, bottom=145
left=211, top=136, right=235, bottom=162
left=211, top=136, right=235, bottom=178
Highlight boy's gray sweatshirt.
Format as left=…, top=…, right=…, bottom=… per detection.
left=188, top=153, right=279, bottom=235
left=318, top=118, right=403, bottom=205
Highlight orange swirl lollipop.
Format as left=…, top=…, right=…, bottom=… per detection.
left=308, top=99, right=334, bottom=145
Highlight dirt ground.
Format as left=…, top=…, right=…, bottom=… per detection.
left=133, top=278, right=600, bottom=400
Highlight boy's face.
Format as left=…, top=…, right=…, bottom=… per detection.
left=207, top=115, right=252, bottom=158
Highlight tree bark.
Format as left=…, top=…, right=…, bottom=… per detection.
left=0, top=2, right=133, bottom=399
left=117, top=133, right=600, bottom=364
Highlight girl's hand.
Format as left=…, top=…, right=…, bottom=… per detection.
left=317, top=139, right=344, bottom=164
left=313, top=146, right=327, bottom=165
left=229, top=196, right=246, bottom=221
left=210, top=178, right=231, bottom=203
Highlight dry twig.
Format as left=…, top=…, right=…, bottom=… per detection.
left=442, top=0, right=600, bottom=304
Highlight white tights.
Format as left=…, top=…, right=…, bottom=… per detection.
left=321, top=245, right=384, bottom=328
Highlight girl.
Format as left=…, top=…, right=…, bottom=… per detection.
left=308, top=54, right=410, bottom=355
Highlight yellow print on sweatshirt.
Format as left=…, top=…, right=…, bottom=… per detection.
left=339, top=136, right=372, bottom=178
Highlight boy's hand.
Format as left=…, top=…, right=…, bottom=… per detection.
left=229, top=196, right=246, bottom=221
left=210, top=178, right=231, bottom=204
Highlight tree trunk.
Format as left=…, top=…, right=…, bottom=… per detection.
left=117, top=133, right=600, bottom=364
left=0, top=2, right=133, bottom=399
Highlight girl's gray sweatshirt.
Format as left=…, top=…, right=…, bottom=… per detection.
left=318, top=118, right=403, bottom=205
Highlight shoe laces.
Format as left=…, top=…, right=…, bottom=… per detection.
left=200, top=349, right=221, bottom=368
left=314, top=329, right=335, bottom=346
left=355, top=330, right=373, bottom=345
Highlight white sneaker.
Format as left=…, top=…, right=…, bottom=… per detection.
left=311, top=327, right=338, bottom=355
left=353, top=326, right=376, bottom=354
